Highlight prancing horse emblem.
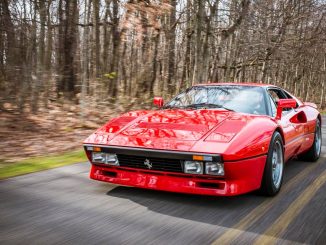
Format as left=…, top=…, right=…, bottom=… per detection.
left=144, top=159, right=152, bottom=169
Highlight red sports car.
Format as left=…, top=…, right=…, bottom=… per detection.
left=83, top=83, right=322, bottom=196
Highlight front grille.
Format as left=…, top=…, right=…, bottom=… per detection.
left=117, top=154, right=183, bottom=173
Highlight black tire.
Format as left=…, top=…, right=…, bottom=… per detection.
left=298, top=119, right=322, bottom=162
left=260, top=131, right=284, bottom=196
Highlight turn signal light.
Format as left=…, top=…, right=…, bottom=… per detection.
left=93, top=147, right=101, bottom=152
left=193, top=155, right=204, bottom=161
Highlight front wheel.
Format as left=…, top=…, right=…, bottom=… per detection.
left=260, top=131, right=284, bottom=196
left=299, top=119, right=322, bottom=162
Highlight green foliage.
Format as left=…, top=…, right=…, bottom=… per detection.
left=104, top=72, right=117, bottom=80
left=0, top=150, right=87, bottom=180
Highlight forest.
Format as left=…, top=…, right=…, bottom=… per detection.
left=0, top=0, right=325, bottom=113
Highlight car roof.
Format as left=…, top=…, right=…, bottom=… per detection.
left=193, top=82, right=277, bottom=88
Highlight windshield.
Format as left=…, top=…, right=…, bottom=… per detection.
left=164, top=85, right=268, bottom=115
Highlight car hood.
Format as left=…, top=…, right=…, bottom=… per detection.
left=84, top=109, right=233, bottom=151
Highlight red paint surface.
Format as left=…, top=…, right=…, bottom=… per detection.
left=84, top=84, right=321, bottom=196
left=90, top=155, right=266, bottom=196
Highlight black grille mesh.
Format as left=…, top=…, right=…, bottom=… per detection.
left=117, top=154, right=183, bottom=173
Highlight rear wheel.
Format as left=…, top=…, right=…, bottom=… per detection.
left=260, top=132, right=284, bottom=196
left=299, top=119, right=321, bottom=162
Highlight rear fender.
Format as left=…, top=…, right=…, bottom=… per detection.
left=304, top=102, right=318, bottom=109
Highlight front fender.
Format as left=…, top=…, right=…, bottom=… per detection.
left=192, top=115, right=278, bottom=161
left=223, top=117, right=277, bottom=161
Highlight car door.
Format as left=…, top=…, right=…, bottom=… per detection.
left=267, top=88, right=304, bottom=161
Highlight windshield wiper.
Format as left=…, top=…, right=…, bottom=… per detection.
left=163, top=105, right=184, bottom=109
left=164, top=103, right=234, bottom=111
left=184, top=103, right=235, bottom=111
left=218, top=105, right=234, bottom=112
left=184, top=103, right=220, bottom=109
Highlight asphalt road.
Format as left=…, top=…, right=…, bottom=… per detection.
left=1, top=117, right=326, bottom=245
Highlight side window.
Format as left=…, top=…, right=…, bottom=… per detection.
left=268, top=90, right=281, bottom=105
left=268, top=88, right=293, bottom=116
left=269, top=96, right=277, bottom=117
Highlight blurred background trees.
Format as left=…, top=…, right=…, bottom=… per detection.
left=0, top=0, right=325, bottom=113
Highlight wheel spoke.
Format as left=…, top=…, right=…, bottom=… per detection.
left=315, top=123, right=321, bottom=156
left=272, top=141, right=283, bottom=189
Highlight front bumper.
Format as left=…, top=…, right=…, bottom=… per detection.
left=90, top=155, right=266, bottom=196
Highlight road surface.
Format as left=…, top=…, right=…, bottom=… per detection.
left=1, top=117, right=326, bottom=245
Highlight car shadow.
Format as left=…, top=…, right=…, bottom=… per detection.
left=106, top=158, right=311, bottom=227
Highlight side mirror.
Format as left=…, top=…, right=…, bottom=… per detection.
left=276, top=99, right=297, bottom=120
left=153, top=97, right=164, bottom=108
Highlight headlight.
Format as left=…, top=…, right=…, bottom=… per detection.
left=92, top=152, right=119, bottom=166
left=205, top=162, right=224, bottom=176
left=92, top=152, right=107, bottom=163
left=183, top=161, right=224, bottom=176
left=184, top=161, right=203, bottom=174
left=106, top=154, right=119, bottom=165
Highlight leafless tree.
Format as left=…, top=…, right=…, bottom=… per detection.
left=0, top=0, right=325, bottom=113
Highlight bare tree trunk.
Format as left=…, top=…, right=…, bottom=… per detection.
left=31, top=0, right=40, bottom=113
left=149, top=32, right=160, bottom=97
left=44, top=0, right=53, bottom=108
left=92, top=0, right=100, bottom=78
left=1, top=0, right=19, bottom=104
left=181, top=24, right=192, bottom=90
left=81, top=0, right=90, bottom=121
left=167, top=0, right=176, bottom=94
left=102, top=0, right=111, bottom=73
left=58, top=0, right=78, bottom=99
left=56, top=0, right=64, bottom=96
left=108, top=0, right=119, bottom=98
left=193, top=0, right=204, bottom=84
